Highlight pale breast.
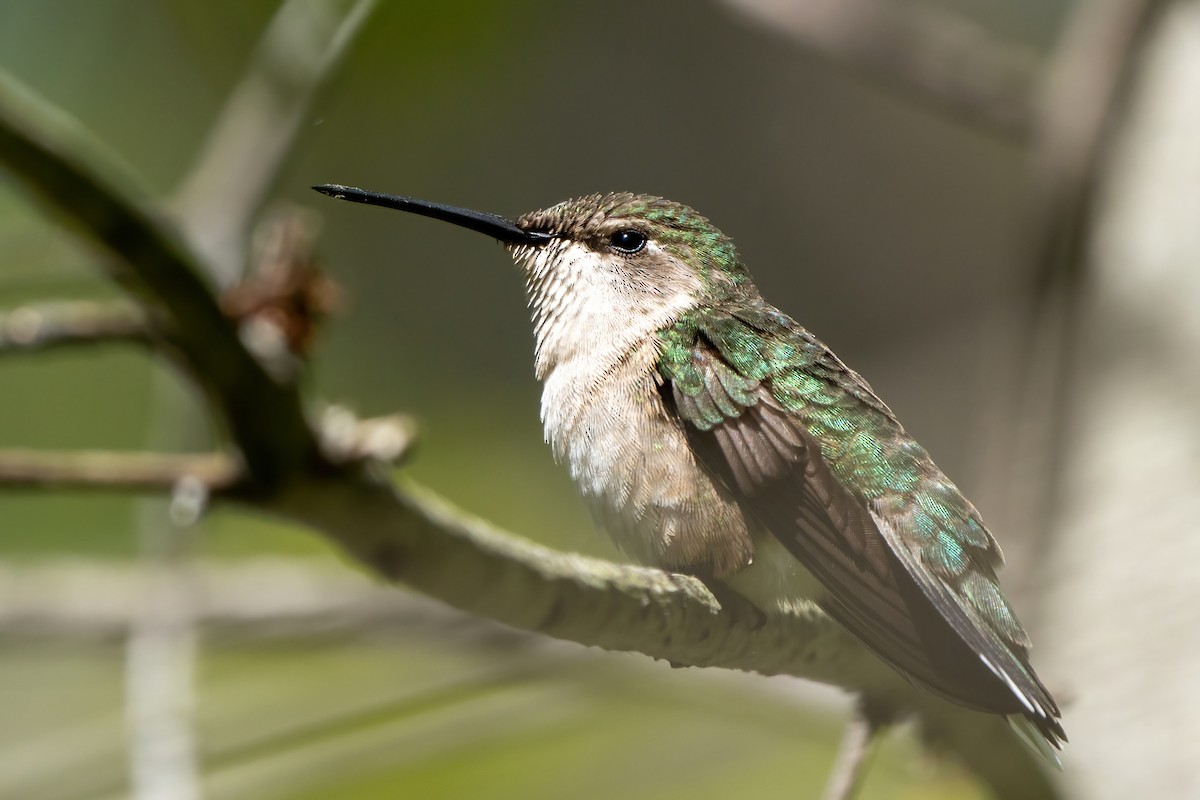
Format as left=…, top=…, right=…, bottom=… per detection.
left=539, top=341, right=755, bottom=576
left=520, top=238, right=755, bottom=575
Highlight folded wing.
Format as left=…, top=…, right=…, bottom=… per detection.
left=657, top=306, right=1064, bottom=747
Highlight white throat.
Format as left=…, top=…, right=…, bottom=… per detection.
left=519, top=240, right=701, bottom=383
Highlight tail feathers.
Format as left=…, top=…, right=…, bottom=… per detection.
left=1007, top=715, right=1063, bottom=771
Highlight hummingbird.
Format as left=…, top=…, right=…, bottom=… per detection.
left=313, top=184, right=1066, bottom=758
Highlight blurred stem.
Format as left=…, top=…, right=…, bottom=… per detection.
left=0, top=449, right=239, bottom=492
left=126, top=483, right=203, bottom=800
left=0, top=299, right=152, bottom=354
left=821, top=710, right=882, bottom=800
left=173, top=0, right=378, bottom=286
left=0, top=66, right=318, bottom=486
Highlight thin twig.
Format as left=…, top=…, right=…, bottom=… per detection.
left=0, top=449, right=241, bottom=493
left=718, top=0, right=1040, bottom=140
left=0, top=300, right=151, bottom=354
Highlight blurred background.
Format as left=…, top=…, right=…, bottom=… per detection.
left=2, top=0, right=1198, bottom=798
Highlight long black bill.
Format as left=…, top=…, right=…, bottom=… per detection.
left=312, top=184, right=552, bottom=246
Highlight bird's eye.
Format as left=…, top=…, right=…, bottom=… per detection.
left=609, top=229, right=647, bottom=254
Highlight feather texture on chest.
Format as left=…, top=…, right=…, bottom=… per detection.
left=517, top=239, right=754, bottom=576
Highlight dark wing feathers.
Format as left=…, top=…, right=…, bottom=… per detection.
left=657, top=308, right=1064, bottom=746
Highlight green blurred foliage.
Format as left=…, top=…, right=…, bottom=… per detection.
left=0, top=639, right=984, bottom=800
left=0, top=0, right=1066, bottom=797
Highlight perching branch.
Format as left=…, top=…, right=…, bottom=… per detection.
left=276, top=472, right=1056, bottom=798
left=0, top=62, right=1058, bottom=797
